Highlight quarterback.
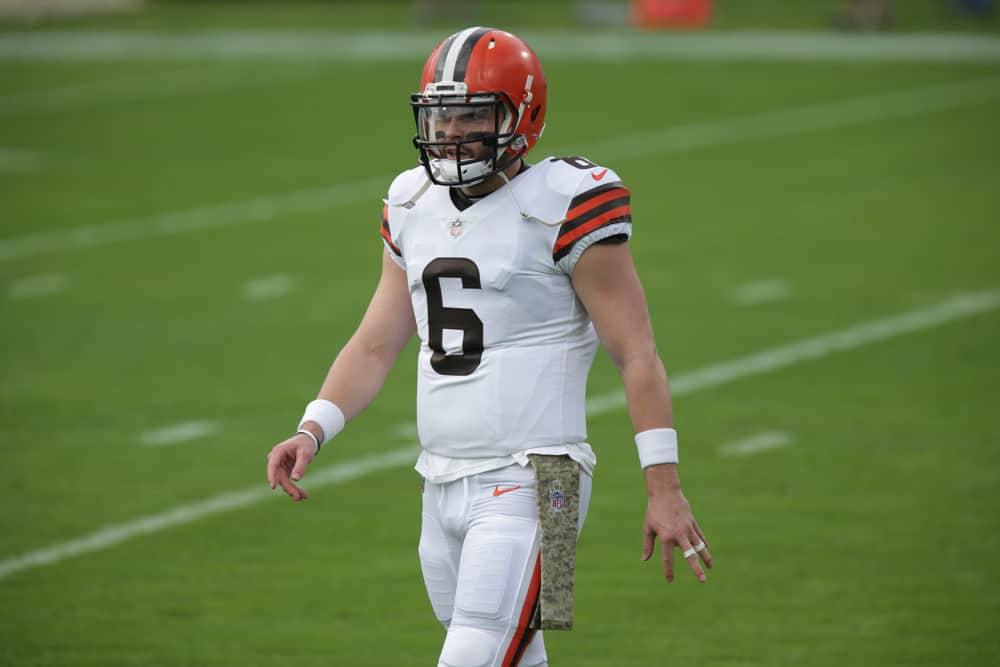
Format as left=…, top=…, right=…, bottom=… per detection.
left=266, top=27, right=712, bottom=667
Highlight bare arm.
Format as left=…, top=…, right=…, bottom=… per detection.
left=266, top=250, right=416, bottom=500
left=572, top=242, right=712, bottom=582
left=312, top=250, right=417, bottom=420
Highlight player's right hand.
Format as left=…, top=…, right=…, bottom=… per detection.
left=266, top=434, right=317, bottom=501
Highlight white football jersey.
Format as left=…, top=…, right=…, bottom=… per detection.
left=381, top=157, right=632, bottom=482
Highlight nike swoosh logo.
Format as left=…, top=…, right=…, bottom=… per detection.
left=493, top=485, right=522, bottom=497
left=591, top=168, right=608, bottom=181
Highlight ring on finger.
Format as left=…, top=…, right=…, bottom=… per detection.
left=682, top=547, right=697, bottom=559
left=694, top=541, right=707, bottom=553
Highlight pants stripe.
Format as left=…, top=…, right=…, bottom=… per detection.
left=501, top=554, right=542, bottom=667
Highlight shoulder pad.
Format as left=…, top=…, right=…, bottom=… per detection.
left=542, top=156, right=621, bottom=200
left=385, top=165, right=431, bottom=209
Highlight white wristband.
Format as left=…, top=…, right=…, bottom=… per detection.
left=635, top=428, right=678, bottom=468
left=298, top=399, right=345, bottom=447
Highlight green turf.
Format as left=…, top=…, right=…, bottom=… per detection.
left=1, top=5, right=999, bottom=666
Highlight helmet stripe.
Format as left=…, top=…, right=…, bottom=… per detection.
left=451, top=27, right=491, bottom=83
left=439, top=26, right=491, bottom=83
left=432, top=33, right=459, bottom=82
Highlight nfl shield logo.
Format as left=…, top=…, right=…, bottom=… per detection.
left=549, top=480, right=564, bottom=512
left=450, top=220, right=464, bottom=238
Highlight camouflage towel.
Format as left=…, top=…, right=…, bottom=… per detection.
left=527, top=454, right=580, bottom=631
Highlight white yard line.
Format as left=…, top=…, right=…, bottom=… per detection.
left=243, top=274, right=295, bottom=301
left=7, top=272, right=68, bottom=299
left=0, top=447, right=420, bottom=581
left=0, top=65, right=321, bottom=117
left=1, top=289, right=997, bottom=580
left=729, top=279, right=791, bottom=306
left=139, top=420, right=220, bottom=447
left=718, top=431, right=795, bottom=458
left=0, top=175, right=387, bottom=262
left=1, top=30, right=999, bottom=63
left=2, top=76, right=998, bottom=263
left=575, top=76, right=1000, bottom=162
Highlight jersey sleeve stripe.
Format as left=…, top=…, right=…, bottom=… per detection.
left=565, top=183, right=628, bottom=220
left=552, top=204, right=631, bottom=261
left=561, top=194, right=631, bottom=236
left=381, top=205, right=402, bottom=257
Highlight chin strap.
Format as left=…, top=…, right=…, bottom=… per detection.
left=498, top=171, right=565, bottom=227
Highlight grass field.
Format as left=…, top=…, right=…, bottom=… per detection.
left=1, top=3, right=999, bottom=666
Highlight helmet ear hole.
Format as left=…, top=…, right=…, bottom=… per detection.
left=530, top=105, right=542, bottom=122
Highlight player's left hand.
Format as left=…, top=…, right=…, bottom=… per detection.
left=642, top=488, right=712, bottom=583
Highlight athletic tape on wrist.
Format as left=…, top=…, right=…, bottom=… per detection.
left=634, top=428, right=678, bottom=468
left=298, top=399, right=345, bottom=447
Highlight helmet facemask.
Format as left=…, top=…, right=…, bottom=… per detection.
left=411, top=84, right=523, bottom=187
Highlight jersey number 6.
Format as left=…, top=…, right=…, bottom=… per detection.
left=422, top=258, right=484, bottom=376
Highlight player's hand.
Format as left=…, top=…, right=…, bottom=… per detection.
left=641, top=487, right=712, bottom=583
left=266, top=434, right=317, bottom=501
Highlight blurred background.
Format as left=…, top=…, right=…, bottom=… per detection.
left=1, top=2, right=998, bottom=666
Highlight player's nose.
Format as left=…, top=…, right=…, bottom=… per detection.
left=443, top=117, right=466, bottom=140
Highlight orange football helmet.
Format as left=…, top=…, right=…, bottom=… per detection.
left=411, top=27, right=547, bottom=186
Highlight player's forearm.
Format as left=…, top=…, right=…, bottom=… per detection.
left=315, top=333, right=401, bottom=421
left=619, top=350, right=675, bottom=433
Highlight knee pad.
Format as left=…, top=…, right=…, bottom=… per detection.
left=437, top=625, right=499, bottom=667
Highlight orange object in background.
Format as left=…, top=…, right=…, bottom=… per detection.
left=631, top=0, right=714, bottom=29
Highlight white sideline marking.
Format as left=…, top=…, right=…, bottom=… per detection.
left=1, top=30, right=999, bottom=63
left=243, top=274, right=295, bottom=301
left=729, top=279, right=791, bottom=306
left=140, top=421, right=220, bottom=447
left=1, top=290, right=997, bottom=580
left=2, top=76, right=998, bottom=263
left=8, top=272, right=68, bottom=299
left=718, top=432, right=794, bottom=458
left=0, top=147, right=42, bottom=172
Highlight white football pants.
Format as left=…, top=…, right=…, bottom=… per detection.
left=419, top=463, right=592, bottom=667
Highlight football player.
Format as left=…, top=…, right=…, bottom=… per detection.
left=266, top=26, right=712, bottom=667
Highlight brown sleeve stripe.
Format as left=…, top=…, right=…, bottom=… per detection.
left=552, top=204, right=631, bottom=261
left=380, top=204, right=402, bottom=257
left=566, top=182, right=627, bottom=219
left=553, top=184, right=630, bottom=261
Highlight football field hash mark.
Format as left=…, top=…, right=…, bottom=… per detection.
left=140, top=420, right=220, bottom=447
left=2, top=76, right=999, bottom=262
left=1, top=290, right=997, bottom=580
left=243, top=274, right=295, bottom=301
left=718, top=432, right=795, bottom=457
left=728, top=279, right=791, bottom=306
left=8, top=272, right=69, bottom=299
left=0, top=147, right=43, bottom=172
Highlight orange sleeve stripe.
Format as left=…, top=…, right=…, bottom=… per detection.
left=566, top=186, right=629, bottom=221
left=380, top=217, right=401, bottom=256
left=552, top=204, right=631, bottom=255
left=501, top=554, right=541, bottom=667
left=381, top=203, right=389, bottom=224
